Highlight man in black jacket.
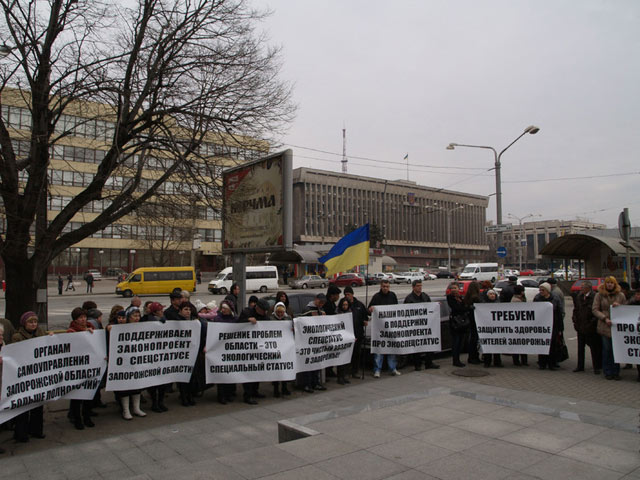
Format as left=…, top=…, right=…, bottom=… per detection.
left=342, top=286, right=368, bottom=377
left=404, top=279, right=439, bottom=370
left=499, top=276, right=517, bottom=303
left=572, top=281, right=601, bottom=374
left=369, top=280, right=400, bottom=377
left=237, top=299, right=267, bottom=404
left=323, top=285, right=341, bottom=378
left=163, top=291, right=183, bottom=320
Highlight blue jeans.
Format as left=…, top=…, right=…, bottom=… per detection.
left=373, top=354, right=397, bottom=373
left=601, top=336, right=619, bottom=376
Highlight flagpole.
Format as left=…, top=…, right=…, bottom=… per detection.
left=405, top=153, right=409, bottom=181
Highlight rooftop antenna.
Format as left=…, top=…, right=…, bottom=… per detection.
left=342, top=124, right=348, bottom=173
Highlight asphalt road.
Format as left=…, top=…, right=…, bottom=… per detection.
left=0, top=278, right=451, bottom=330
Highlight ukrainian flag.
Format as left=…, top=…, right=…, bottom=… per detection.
left=319, top=224, right=370, bottom=277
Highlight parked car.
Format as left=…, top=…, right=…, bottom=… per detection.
left=519, top=269, right=535, bottom=276
left=552, top=269, right=574, bottom=280
left=570, top=278, right=604, bottom=295
left=261, top=292, right=317, bottom=316
left=288, top=275, right=327, bottom=289
left=533, top=269, right=550, bottom=276
left=505, top=269, right=520, bottom=277
left=424, top=272, right=437, bottom=280
left=365, top=274, right=382, bottom=285
left=494, top=278, right=539, bottom=300
left=392, top=272, right=414, bottom=284
left=436, top=270, right=456, bottom=279
left=385, top=273, right=403, bottom=284
left=329, top=273, right=364, bottom=287
left=105, top=267, right=127, bottom=278
left=84, top=269, right=102, bottom=281
left=405, top=272, right=425, bottom=283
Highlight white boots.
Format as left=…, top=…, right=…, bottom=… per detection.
left=121, top=394, right=146, bottom=420
left=131, top=394, right=146, bottom=417
left=121, top=396, right=132, bottom=420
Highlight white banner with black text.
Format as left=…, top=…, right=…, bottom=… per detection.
left=0, top=331, right=107, bottom=423
left=106, top=321, right=201, bottom=391
left=474, top=302, right=553, bottom=355
left=611, top=305, right=640, bottom=365
left=294, top=313, right=355, bottom=372
left=205, top=321, right=296, bottom=383
left=370, top=303, right=441, bottom=354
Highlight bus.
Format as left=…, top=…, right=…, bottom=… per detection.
left=208, top=266, right=278, bottom=294
left=115, top=266, right=196, bottom=297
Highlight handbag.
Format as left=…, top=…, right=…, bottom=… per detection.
left=450, top=313, right=470, bottom=332
left=557, top=331, right=569, bottom=362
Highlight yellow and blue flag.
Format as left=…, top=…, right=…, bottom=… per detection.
left=319, top=224, right=370, bottom=277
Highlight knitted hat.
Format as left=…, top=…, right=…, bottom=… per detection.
left=206, top=300, right=218, bottom=310
left=125, top=306, right=140, bottom=319
left=194, top=300, right=208, bottom=312
left=539, top=282, right=552, bottom=293
left=20, top=311, right=37, bottom=326
left=148, top=302, right=164, bottom=314
left=274, top=301, right=286, bottom=312
left=248, top=295, right=259, bottom=305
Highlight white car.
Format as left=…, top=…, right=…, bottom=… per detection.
left=85, top=269, right=102, bottom=281
left=386, top=273, right=404, bottom=284
left=424, top=273, right=437, bottom=280
left=494, top=278, right=540, bottom=300
left=553, top=269, right=573, bottom=280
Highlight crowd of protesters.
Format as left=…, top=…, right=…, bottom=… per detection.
left=0, top=274, right=638, bottom=453
left=445, top=274, right=640, bottom=382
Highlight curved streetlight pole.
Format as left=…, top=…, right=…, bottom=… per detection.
left=507, top=213, right=541, bottom=271
left=447, top=126, right=539, bottom=264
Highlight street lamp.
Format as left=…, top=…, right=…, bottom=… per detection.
left=75, top=248, right=81, bottom=276
left=99, top=250, right=104, bottom=275
left=507, top=213, right=541, bottom=271
left=427, top=203, right=464, bottom=271
left=129, top=249, right=136, bottom=271
left=447, top=125, right=540, bottom=264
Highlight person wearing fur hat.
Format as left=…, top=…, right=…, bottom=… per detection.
left=534, top=282, right=564, bottom=370
left=213, top=300, right=238, bottom=404
left=268, top=302, right=292, bottom=397
left=11, top=312, right=49, bottom=442
left=66, top=307, right=97, bottom=429
left=593, top=276, right=626, bottom=380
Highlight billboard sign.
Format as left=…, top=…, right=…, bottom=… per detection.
left=222, top=150, right=293, bottom=254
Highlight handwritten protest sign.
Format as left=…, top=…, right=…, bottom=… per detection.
left=371, top=303, right=441, bottom=354
left=0, top=331, right=106, bottom=423
left=106, top=321, right=200, bottom=391
left=474, top=302, right=553, bottom=355
left=206, top=321, right=296, bottom=383
left=294, top=313, right=355, bottom=372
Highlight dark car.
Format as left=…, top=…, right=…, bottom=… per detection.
left=436, top=270, right=455, bottom=279
left=105, top=267, right=127, bottom=278
left=330, top=273, right=364, bottom=287
left=260, top=292, right=317, bottom=316
left=365, top=274, right=382, bottom=285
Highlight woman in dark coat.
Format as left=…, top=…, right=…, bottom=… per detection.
left=447, top=282, right=469, bottom=367
left=481, top=289, right=503, bottom=367
left=463, top=281, right=483, bottom=365
left=213, top=300, right=238, bottom=404
left=12, top=312, right=49, bottom=442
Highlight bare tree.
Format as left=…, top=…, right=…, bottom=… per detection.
left=0, top=0, right=294, bottom=325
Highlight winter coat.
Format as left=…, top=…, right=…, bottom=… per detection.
left=572, top=291, right=597, bottom=335
left=534, top=292, right=564, bottom=331
left=404, top=291, right=432, bottom=304
left=12, top=325, right=47, bottom=343
left=342, top=296, right=368, bottom=339
left=368, top=290, right=398, bottom=308
left=592, top=284, right=626, bottom=338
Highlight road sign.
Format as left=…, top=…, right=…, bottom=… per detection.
left=484, top=224, right=513, bottom=233
left=496, top=246, right=507, bottom=258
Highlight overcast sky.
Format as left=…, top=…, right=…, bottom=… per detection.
left=255, top=0, right=640, bottom=229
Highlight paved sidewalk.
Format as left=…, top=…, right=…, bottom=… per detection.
left=0, top=363, right=638, bottom=480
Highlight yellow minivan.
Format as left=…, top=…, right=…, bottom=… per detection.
left=115, top=266, right=196, bottom=297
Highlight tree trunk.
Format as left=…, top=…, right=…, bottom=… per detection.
left=4, top=259, right=39, bottom=329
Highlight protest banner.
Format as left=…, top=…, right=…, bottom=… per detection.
left=0, top=331, right=107, bottom=423
left=106, top=320, right=200, bottom=391
left=474, top=302, right=553, bottom=355
left=294, top=313, right=355, bottom=372
left=611, top=305, right=640, bottom=365
left=370, top=303, right=441, bottom=355
left=206, top=321, right=296, bottom=383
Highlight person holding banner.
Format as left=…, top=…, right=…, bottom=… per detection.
left=140, top=302, right=170, bottom=413
left=482, top=290, right=504, bottom=368
left=342, top=286, right=368, bottom=378
left=447, top=282, right=470, bottom=367
left=534, top=283, right=563, bottom=371
left=593, top=276, right=626, bottom=380
left=572, top=281, right=602, bottom=374
left=510, top=286, right=529, bottom=367
left=404, top=280, right=440, bottom=370
left=269, top=302, right=293, bottom=396
left=301, top=294, right=328, bottom=392
left=213, top=300, right=239, bottom=404
left=0, top=324, right=5, bottom=453
left=164, top=291, right=184, bottom=320
left=463, top=282, right=483, bottom=365
left=238, top=299, right=270, bottom=404
left=66, top=307, right=98, bottom=429
left=369, top=280, right=400, bottom=377
left=11, top=311, right=49, bottom=442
